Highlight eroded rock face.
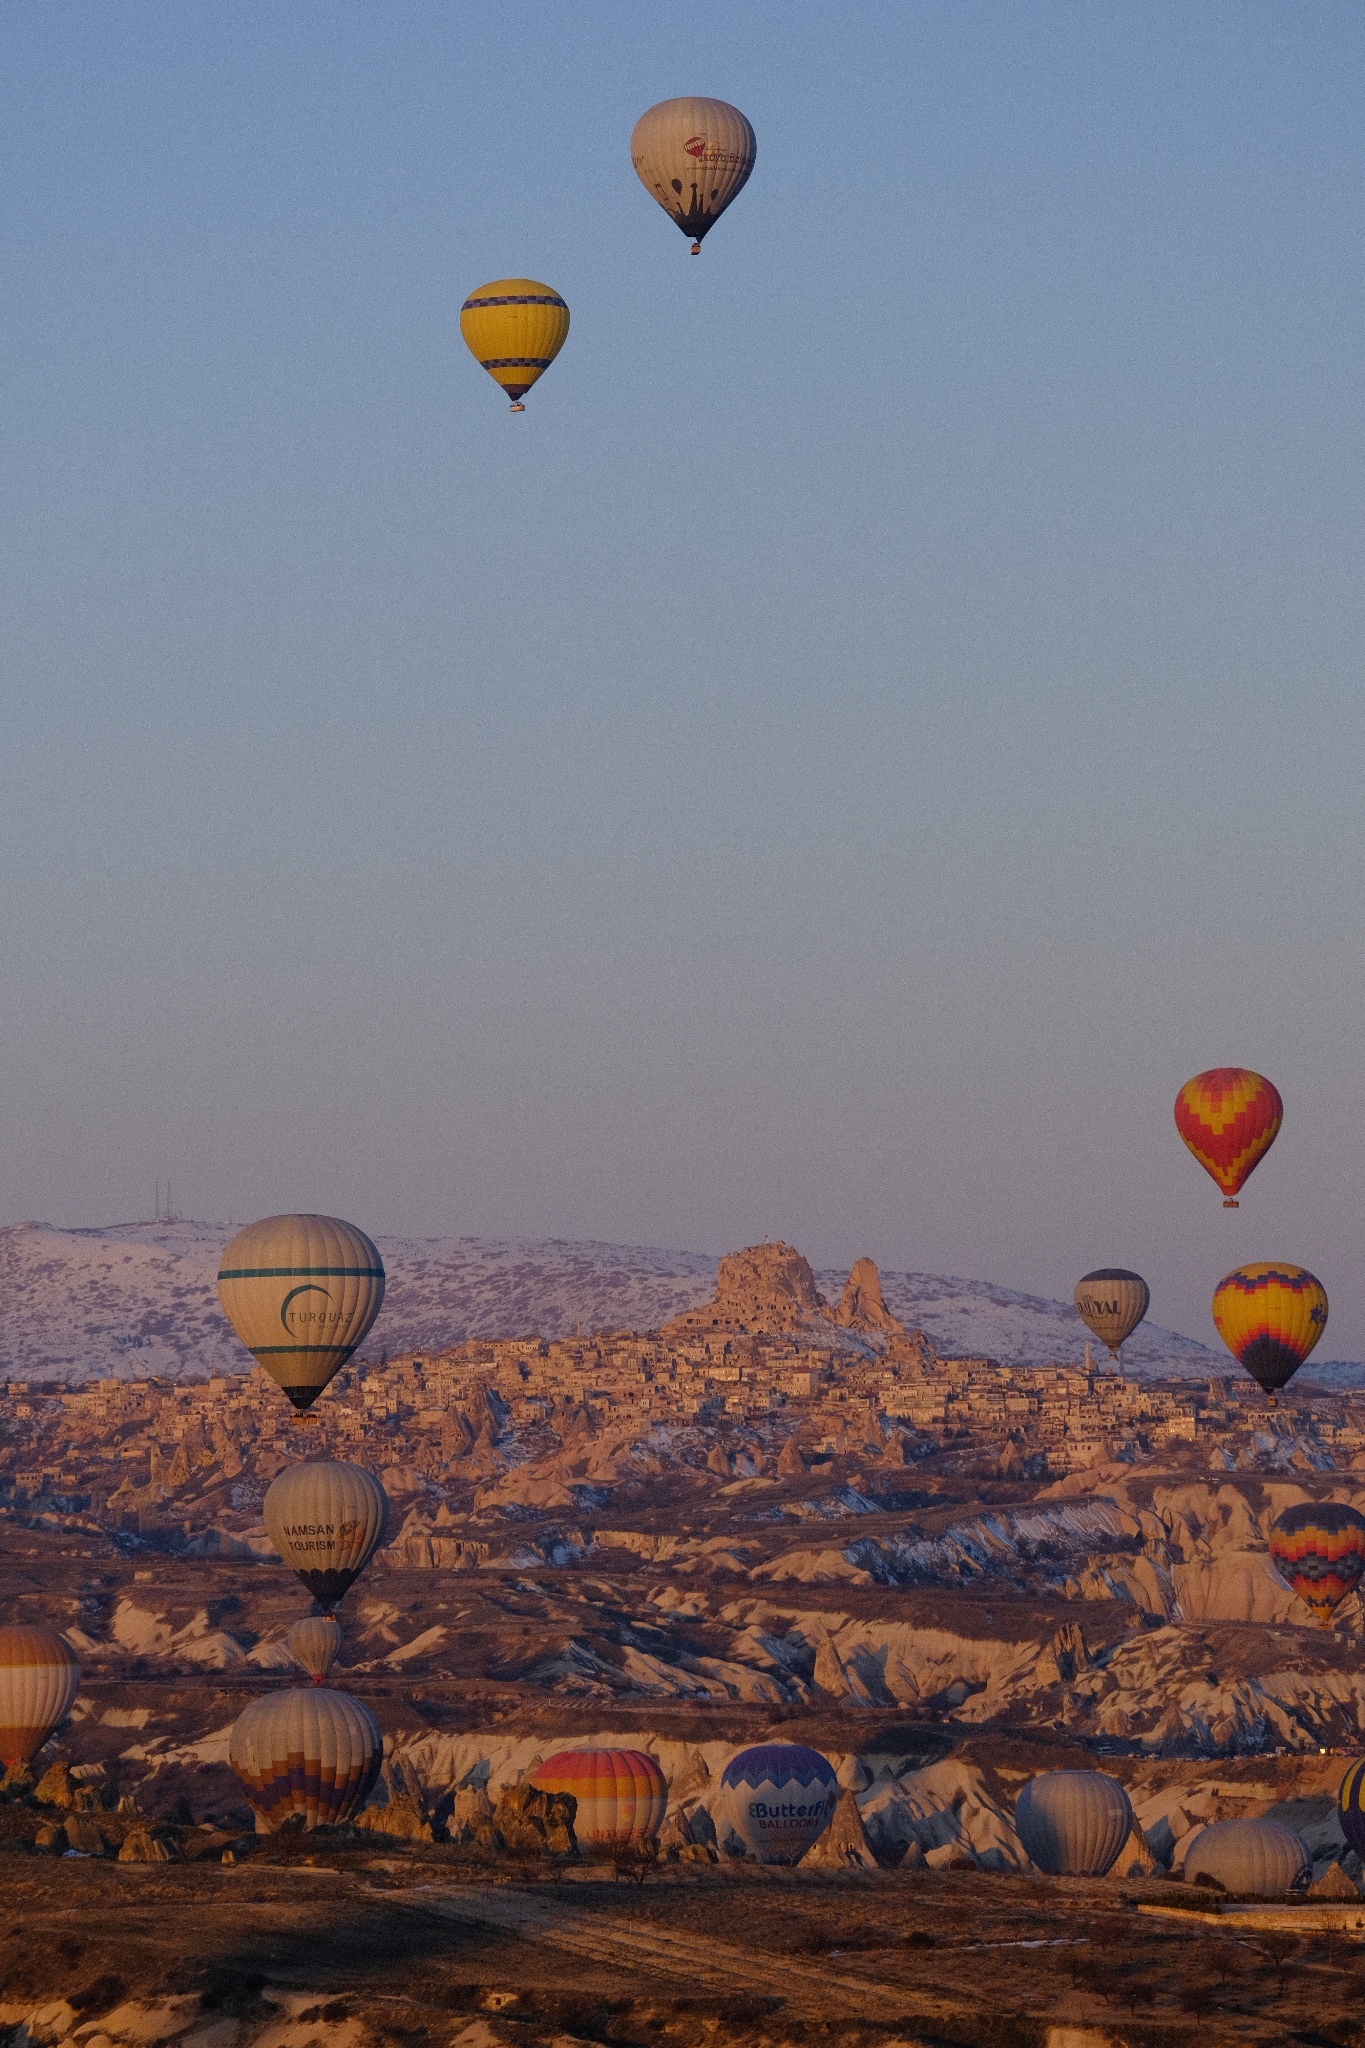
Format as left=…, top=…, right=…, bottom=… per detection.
left=662, top=1243, right=831, bottom=1337
left=834, top=1259, right=905, bottom=1339
left=492, top=1781, right=578, bottom=1858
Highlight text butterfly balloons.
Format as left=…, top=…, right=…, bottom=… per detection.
left=631, top=98, right=756, bottom=253
left=217, top=1214, right=385, bottom=1413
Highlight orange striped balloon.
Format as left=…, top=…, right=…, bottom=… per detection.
left=530, top=1747, right=667, bottom=1851
left=1211, top=1261, right=1327, bottom=1400
left=0, top=1624, right=80, bottom=1765
left=1175, top=1068, right=1283, bottom=1206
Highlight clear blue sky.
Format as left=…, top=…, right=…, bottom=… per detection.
left=3, top=2, right=1363, bottom=1356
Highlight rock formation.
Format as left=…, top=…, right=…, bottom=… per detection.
left=662, top=1242, right=831, bottom=1337
left=801, top=1788, right=878, bottom=1869
left=834, top=1257, right=906, bottom=1338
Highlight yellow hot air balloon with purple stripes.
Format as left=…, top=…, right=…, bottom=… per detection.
left=459, top=279, right=569, bottom=412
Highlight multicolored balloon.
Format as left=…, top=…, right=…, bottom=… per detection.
left=459, top=280, right=569, bottom=412
left=264, top=1460, right=388, bottom=1612
left=229, top=1687, right=382, bottom=1831
left=287, top=1615, right=344, bottom=1684
left=1211, top=1262, right=1327, bottom=1401
left=1268, top=1501, right=1365, bottom=1626
left=529, top=1748, right=667, bottom=1852
left=720, top=1743, right=836, bottom=1864
left=1175, top=1068, right=1283, bottom=1207
left=1074, top=1270, right=1149, bottom=1361
left=0, top=1625, right=80, bottom=1767
left=217, top=1214, right=385, bottom=1413
left=1014, top=1770, right=1132, bottom=1877
left=630, top=97, right=756, bottom=253
left=1337, top=1759, right=1365, bottom=1859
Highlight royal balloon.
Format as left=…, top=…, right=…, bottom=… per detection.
left=1073, top=1270, right=1149, bottom=1361
left=217, top=1214, right=385, bottom=1413
left=1175, top=1068, right=1283, bottom=1207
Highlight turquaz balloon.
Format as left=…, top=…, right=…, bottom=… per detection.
left=720, top=1743, right=836, bottom=1864
left=630, top=98, right=756, bottom=253
left=1175, top=1068, right=1283, bottom=1207
left=1211, top=1262, right=1327, bottom=1403
left=217, top=1214, right=385, bottom=1413
left=1183, top=1818, right=1310, bottom=1896
left=530, top=1748, right=667, bottom=1852
left=1073, top=1270, right=1149, bottom=1362
left=459, top=280, right=569, bottom=412
left=0, top=1625, right=80, bottom=1767
left=1268, top=1501, right=1365, bottom=1626
left=287, top=1614, right=344, bottom=1684
left=229, top=1687, right=382, bottom=1831
left=1014, top=1770, right=1132, bottom=1877
left=264, top=1460, right=388, bottom=1611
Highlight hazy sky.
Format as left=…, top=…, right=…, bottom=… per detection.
left=3, top=2, right=1363, bottom=1356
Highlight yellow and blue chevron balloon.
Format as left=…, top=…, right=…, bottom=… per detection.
left=1269, top=1501, right=1365, bottom=1626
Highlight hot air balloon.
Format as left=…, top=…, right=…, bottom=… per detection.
left=1014, top=1770, right=1132, bottom=1877
left=287, top=1615, right=344, bottom=1684
left=1268, top=1501, right=1365, bottom=1626
left=1175, top=1068, right=1283, bottom=1207
left=229, top=1687, right=382, bottom=1831
left=1074, top=1270, right=1150, bottom=1362
left=530, top=1748, right=667, bottom=1852
left=630, top=98, right=756, bottom=253
left=459, top=280, right=569, bottom=412
left=0, top=1625, right=80, bottom=1768
left=1211, top=1262, right=1327, bottom=1404
left=1337, top=1759, right=1365, bottom=1859
left=1183, top=1818, right=1310, bottom=1896
left=217, top=1214, right=385, bottom=1414
left=720, top=1743, right=836, bottom=1864
left=264, top=1460, right=388, bottom=1611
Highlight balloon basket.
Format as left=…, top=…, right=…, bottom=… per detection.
left=1223, top=1198, right=1239, bottom=1208
left=508, top=401, right=526, bottom=413
left=291, top=1414, right=319, bottom=1426
left=690, top=241, right=701, bottom=255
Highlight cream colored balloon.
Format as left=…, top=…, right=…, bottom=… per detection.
left=287, top=1614, right=344, bottom=1683
left=217, top=1214, right=385, bottom=1412
left=0, top=1624, right=80, bottom=1765
left=1073, top=1268, right=1150, bottom=1360
left=229, top=1687, right=382, bottom=1831
left=630, top=97, right=756, bottom=252
left=264, top=1459, right=388, bottom=1611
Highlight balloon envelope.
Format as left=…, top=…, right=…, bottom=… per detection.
left=287, top=1615, right=344, bottom=1683
left=630, top=97, right=756, bottom=250
left=1337, top=1759, right=1365, bottom=1859
left=720, top=1742, right=836, bottom=1864
left=1014, top=1770, right=1132, bottom=1876
left=1211, top=1262, right=1327, bottom=1395
left=264, top=1460, right=388, bottom=1611
left=0, top=1625, right=80, bottom=1766
left=1175, top=1068, right=1282, bottom=1204
left=1073, top=1270, right=1149, bottom=1359
left=1184, top=1818, right=1310, bottom=1896
left=530, top=1748, right=667, bottom=1851
left=459, top=280, right=569, bottom=408
left=1268, top=1501, right=1365, bottom=1625
left=217, top=1214, right=384, bottom=1412
left=229, top=1687, right=382, bottom=1831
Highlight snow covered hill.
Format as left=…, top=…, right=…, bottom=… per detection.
left=0, top=1217, right=1241, bottom=1387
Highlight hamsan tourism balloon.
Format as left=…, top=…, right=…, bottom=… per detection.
left=1014, top=1770, right=1132, bottom=1877
left=630, top=98, right=756, bottom=253
left=0, top=1625, right=80, bottom=1767
left=530, top=1748, right=667, bottom=1852
left=721, top=1742, right=836, bottom=1864
left=1174, top=1068, right=1283, bottom=1207
left=217, top=1214, right=385, bottom=1413
left=287, top=1614, right=344, bottom=1684
left=1211, top=1261, right=1327, bottom=1403
left=459, top=280, right=569, bottom=412
left=1337, top=1759, right=1365, bottom=1859
left=1268, top=1501, right=1365, bottom=1626
left=1073, top=1270, right=1149, bottom=1361
left=229, top=1687, right=382, bottom=1831
left=1183, top=1817, right=1310, bottom=1896
left=264, top=1460, right=388, bottom=1611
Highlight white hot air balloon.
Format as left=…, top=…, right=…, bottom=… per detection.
left=1014, top=1770, right=1133, bottom=1877
left=229, top=1687, right=382, bottom=1830
left=720, top=1743, right=836, bottom=1863
left=1184, top=1818, right=1311, bottom=1896
left=0, top=1625, right=80, bottom=1767
left=217, top=1214, right=385, bottom=1414
left=264, top=1460, right=388, bottom=1612
left=287, top=1615, right=343, bottom=1684
left=630, top=97, right=756, bottom=253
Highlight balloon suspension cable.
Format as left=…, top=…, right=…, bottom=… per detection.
left=509, top=401, right=526, bottom=413
left=1223, top=1198, right=1239, bottom=1208
left=690, top=240, right=702, bottom=255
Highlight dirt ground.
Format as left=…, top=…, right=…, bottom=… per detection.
left=3, top=1845, right=1365, bottom=2048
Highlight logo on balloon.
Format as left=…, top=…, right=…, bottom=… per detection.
left=683, top=135, right=707, bottom=157
left=279, top=1282, right=337, bottom=1335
